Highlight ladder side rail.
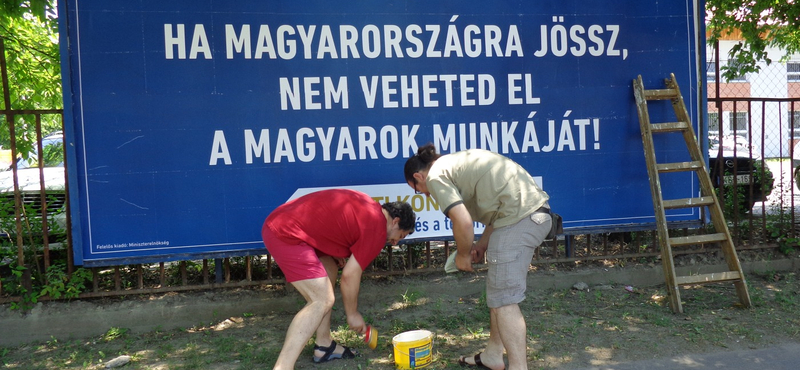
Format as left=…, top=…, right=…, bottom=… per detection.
left=633, top=75, right=683, bottom=313
left=666, top=75, right=745, bottom=269
left=664, top=74, right=751, bottom=309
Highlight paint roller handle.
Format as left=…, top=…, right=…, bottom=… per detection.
left=364, top=325, right=378, bottom=349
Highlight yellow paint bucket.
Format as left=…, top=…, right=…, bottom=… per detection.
left=392, top=330, right=433, bottom=369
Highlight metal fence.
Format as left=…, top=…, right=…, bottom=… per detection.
left=706, top=42, right=800, bottom=249
left=2, top=40, right=797, bottom=305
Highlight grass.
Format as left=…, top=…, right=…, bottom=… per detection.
left=1, top=270, right=799, bottom=369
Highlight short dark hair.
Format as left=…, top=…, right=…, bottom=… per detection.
left=382, top=201, right=416, bottom=233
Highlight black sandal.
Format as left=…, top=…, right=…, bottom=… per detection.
left=312, top=340, right=357, bottom=363
left=457, top=352, right=492, bottom=369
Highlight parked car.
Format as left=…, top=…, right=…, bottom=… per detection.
left=707, top=134, right=774, bottom=214
left=0, top=132, right=67, bottom=238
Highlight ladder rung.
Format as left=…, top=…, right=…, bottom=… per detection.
left=662, top=196, right=715, bottom=209
left=669, top=233, right=728, bottom=247
left=650, top=122, right=689, bottom=133
left=656, top=161, right=704, bottom=173
left=643, top=88, right=679, bottom=100
left=675, top=271, right=742, bottom=286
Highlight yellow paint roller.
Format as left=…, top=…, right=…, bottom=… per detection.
left=364, top=325, right=378, bottom=349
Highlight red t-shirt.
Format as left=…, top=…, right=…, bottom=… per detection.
left=263, top=189, right=387, bottom=270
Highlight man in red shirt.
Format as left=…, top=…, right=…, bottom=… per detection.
left=262, top=189, right=415, bottom=369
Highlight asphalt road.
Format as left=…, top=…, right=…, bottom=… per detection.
left=572, top=342, right=800, bottom=370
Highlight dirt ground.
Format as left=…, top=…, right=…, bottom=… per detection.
left=2, top=253, right=800, bottom=369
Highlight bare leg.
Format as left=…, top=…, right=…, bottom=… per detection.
left=493, top=304, right=528, bottom=370
left=273, top=276, right=335, bottom=370
left=460, top=309, right=507, bottom=370
left=313, top=256, right=348, bottom=358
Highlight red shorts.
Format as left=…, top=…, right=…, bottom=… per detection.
left=262, top=225, right=328, bottom=283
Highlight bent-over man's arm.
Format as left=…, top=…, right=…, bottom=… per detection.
left=447, top=203, right=476, bottom=272
left=339, top=255, right=367, bottom=334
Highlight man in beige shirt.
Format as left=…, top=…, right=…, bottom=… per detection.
left=404, top=144, right=552, bottom=370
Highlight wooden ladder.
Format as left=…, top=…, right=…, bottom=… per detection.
left=632, top=73, right=751, bottom=313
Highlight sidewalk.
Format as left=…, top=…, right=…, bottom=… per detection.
left=572, top=342, right=800, bottom=370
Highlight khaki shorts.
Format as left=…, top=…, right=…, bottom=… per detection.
left=485, top=211, right=551, bottom=308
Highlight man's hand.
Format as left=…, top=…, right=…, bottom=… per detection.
left=347, top=312, right=367, bottom=334
left=471, top=243, right=487, bottom=263
left=455, top=252, right=473, bottom=272
left=472, top=225, right=493, bottom=263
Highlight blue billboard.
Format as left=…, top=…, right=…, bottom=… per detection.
left=60, top=0, right=705, bottom=266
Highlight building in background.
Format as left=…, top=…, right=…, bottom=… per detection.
left=707, top=30, right=800, bottom=159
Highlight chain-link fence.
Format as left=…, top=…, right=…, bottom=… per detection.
left=706, top=42, right=800, bottom=250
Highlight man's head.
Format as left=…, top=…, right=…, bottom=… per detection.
left=382, top=201, right=416, bottom=245
left=404, top=143, right=440, bottom=196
